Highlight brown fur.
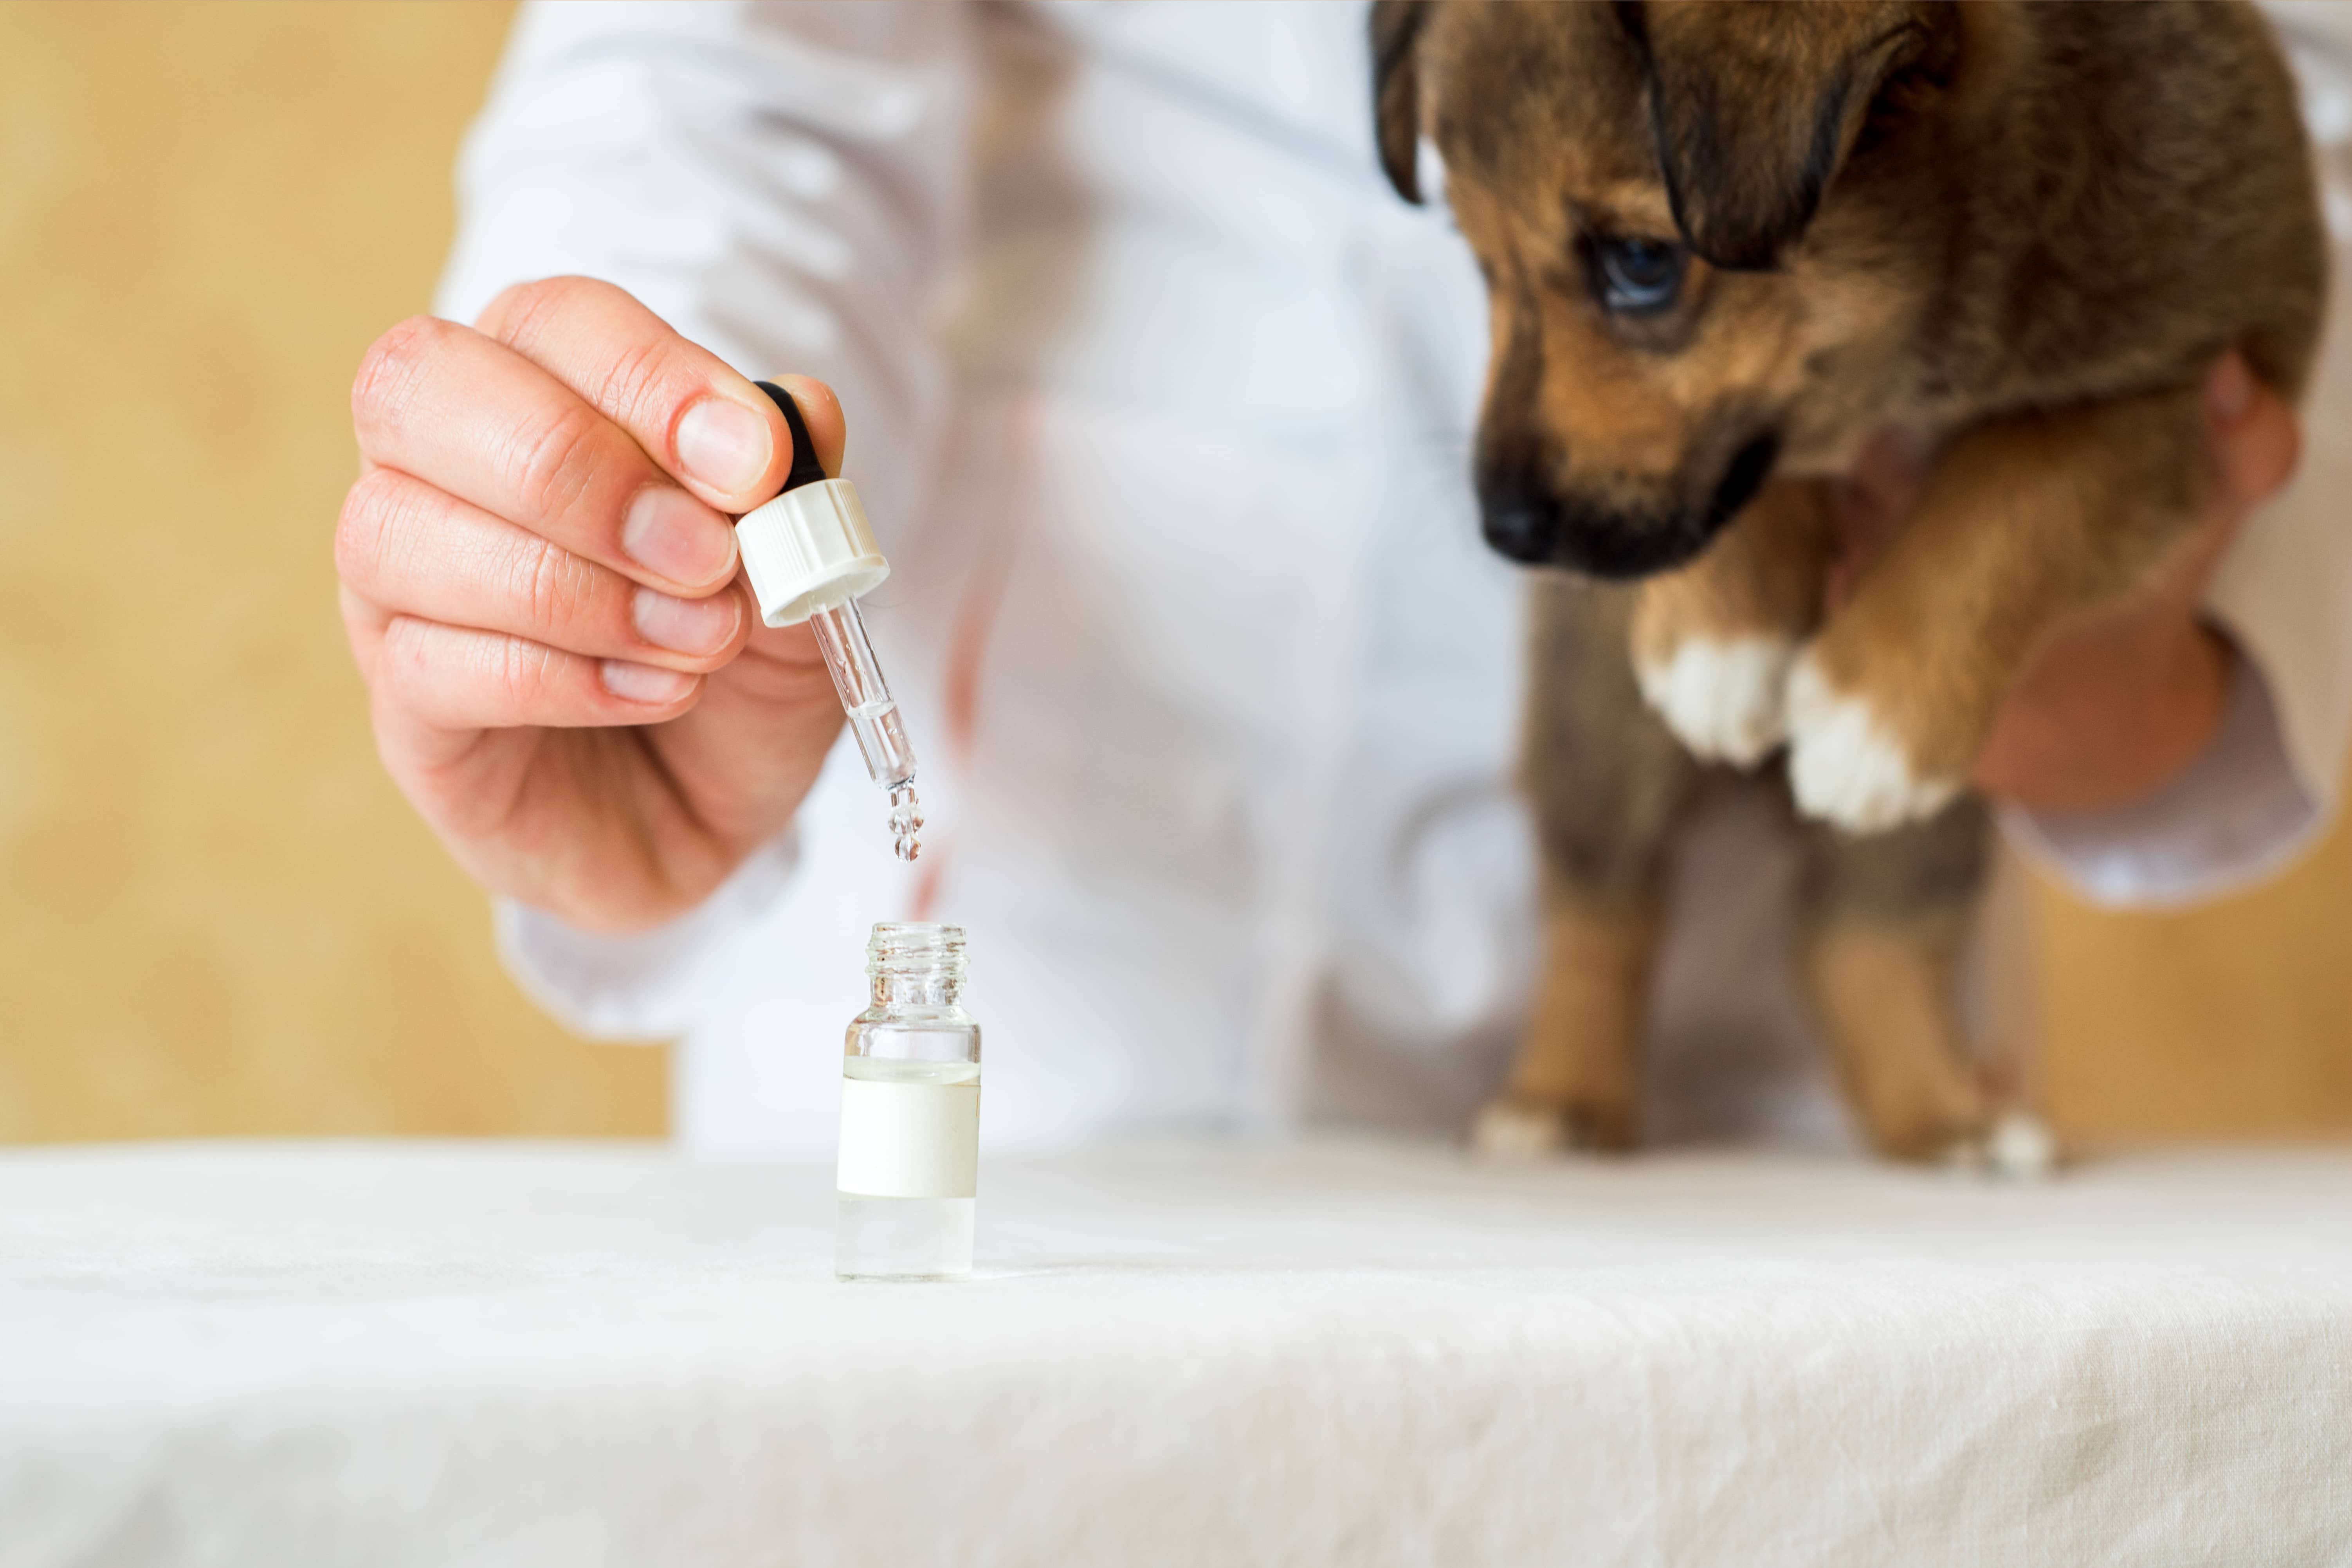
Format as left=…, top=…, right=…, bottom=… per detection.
left=1628, top=480, right=1831, bottom=684
left=1373, top=0, right=2327, bottom=1162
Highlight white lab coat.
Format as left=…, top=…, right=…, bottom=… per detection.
left=435, top=2, right=2352, bottom=1156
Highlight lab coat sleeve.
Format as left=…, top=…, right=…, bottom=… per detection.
left=2005, top=10, right=2352, bottom=910
left=433, top=0, right=976, bottom=1037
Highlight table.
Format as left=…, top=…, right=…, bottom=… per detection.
left=3, top=1139, right=2348, bottom=1566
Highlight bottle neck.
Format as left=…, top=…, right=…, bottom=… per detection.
left=871, top=972, right=961, bottom=1012
left=863, top=921, right=967, bottom=1015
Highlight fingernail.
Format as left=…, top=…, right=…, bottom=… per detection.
left=674, top=395, right=774, bottom=496
left=600, top=659, right=697, bottom=705
left=632, top=585, right=739, bottom=656
left=621, top=486, right=737, bottom=588
left=2205, top=356, right=2254, bottom=428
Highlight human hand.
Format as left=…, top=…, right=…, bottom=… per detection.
left=338, top=276, right=849, bottom=932
left=1824, top=352, right=2301, bottom=815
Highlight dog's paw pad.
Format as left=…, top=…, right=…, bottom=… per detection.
left=1635, top=634, right=1794, bottom=768
left=1470, top=1099, right=1611, bottom=1161
left=1784, top=655, right=1962, bottom=831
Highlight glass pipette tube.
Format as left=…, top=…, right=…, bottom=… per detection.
left=807, top=597, right=924, bottom=860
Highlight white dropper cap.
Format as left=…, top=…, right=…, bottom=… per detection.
left=735, top=383, right=923, bottom=860
left=734, top=416, right=888, bottom=629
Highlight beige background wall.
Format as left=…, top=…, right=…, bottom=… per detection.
left=0, top=0, right=2343, bottom=1144
left=0, top=0, right=663, bottom=1141
left=2038, top=822, right=2352, bottom=1141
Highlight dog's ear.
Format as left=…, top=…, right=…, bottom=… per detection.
left=1370, top=0, right=1433, bottom=204
left=1622, top=1, right=1952, bottom=271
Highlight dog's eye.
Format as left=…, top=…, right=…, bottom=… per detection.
left=1595, top=237, right=1687, bottom=315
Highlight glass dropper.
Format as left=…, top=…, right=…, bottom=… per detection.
left=807, top=596, right=924, bottom=860
left=736, top=381, right=925, bottom=861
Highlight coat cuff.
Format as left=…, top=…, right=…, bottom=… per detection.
left=2003, top=649, right=2327, bottom=909
left=493, top=829, right=801, bottom=1040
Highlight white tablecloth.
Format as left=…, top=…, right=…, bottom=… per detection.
left=2, top=1139, right=2347, bottom=1566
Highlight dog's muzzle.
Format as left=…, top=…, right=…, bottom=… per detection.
left=1475, top=429, right=1780, bottom=580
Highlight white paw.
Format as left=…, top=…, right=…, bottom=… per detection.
left=1783, top=654, right=1962, bottom=832
left=1984, top=1111, right=2059, bottom=1180
left=1931, top=1112, right=2060, bottom=1180
left=1471, top=1099, right=1592, bottom=1161
left=1635, top=634, right=1794, bottom=768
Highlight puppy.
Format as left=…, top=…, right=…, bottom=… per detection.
left=1371, top=1, right=2326, bottom=1165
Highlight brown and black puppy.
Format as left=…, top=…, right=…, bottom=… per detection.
left=1371, top=1, right=2326, bottom=1166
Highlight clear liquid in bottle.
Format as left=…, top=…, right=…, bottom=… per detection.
left=836, top=924, right=979, bottom=1280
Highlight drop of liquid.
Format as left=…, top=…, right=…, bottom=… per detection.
left=888, top=782, right=925, bottom=862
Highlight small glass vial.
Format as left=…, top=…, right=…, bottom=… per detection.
left=836, top=922, right=980, bottom=1280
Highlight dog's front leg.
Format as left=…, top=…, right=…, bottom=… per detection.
left=1631, top=480, right=1833, bottom=768
left=1476, top=576, right=1696, bottom=1157
left=1786, top=388, right=2208, bottom=832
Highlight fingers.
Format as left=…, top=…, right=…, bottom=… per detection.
left=476, top=277, right=784, bottom=509
left=354, top=314, right=743, bottom=598
left=337, top=461, right=743, bottom=733
left=337, top=465, right=751, bottom=676
left=344, top=278, right=851, bottom=746
left=2202, top=350, right=2301, bottom=513
left=475, top=276, right=849, bottom=504
left=370, top=611, right=705, bottom=733
left=343, top=547, right=703, bottom=735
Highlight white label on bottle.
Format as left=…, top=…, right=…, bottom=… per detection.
left=837, top=1080, right=980, bottom=1198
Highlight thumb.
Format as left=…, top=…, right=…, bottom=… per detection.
left=2202, top=352, right=2301, bottom=512
left=761, top=374, right=849, bottom=482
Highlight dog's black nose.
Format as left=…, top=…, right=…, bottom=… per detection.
left=1476, top=424, right=1565, bottom=566
left=1478, top=484, right=1561, bottom=565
